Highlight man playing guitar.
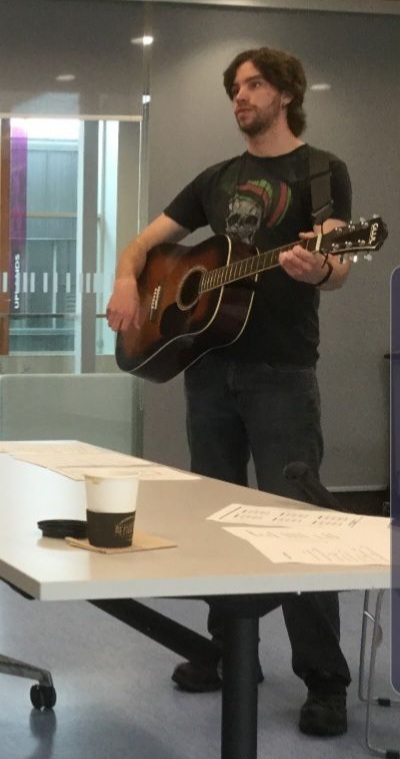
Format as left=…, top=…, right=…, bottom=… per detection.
left=107, top=46, right=352, bottom=737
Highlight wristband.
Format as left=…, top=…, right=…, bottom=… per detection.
left=316, top=261, right=333, bottom=287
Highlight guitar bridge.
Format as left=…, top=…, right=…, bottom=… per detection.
left=149, top=285, right=162, bottom=322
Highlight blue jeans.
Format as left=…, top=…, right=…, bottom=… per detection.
left=184, top=352, right=351, bottom=684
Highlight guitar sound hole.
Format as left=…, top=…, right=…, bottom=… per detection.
left=177, top=267, right=205, bottom=310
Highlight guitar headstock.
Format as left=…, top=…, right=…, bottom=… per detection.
left=321, top=216, right=388, bottom=261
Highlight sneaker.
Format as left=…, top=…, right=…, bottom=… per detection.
left=172, top=658, right=264, bottom=693
left=299, top=684, right=347, bottom=737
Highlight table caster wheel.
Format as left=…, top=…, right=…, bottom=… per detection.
left=30, top=684, right=57, bottom=710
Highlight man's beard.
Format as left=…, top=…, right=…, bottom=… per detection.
left=238, top=116, right=271, bottom=137
left=236, top=99, right=281, bottom=137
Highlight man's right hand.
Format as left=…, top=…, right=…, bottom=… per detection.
left=106, top=276, right=140, bottom=332
left=105, top=214, right=188, bottom=334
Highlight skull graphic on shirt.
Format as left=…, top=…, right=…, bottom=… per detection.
left=225, top=195, right=263, bottom=244
left=225, top=179, right=292, bottom=245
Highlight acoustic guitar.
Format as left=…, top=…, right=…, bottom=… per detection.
left=116, top=217, right=388, bottom=383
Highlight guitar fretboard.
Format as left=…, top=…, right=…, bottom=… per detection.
left=199, top=238, right=316, bottom=293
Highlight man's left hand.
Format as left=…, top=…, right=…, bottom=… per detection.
left=279, top=232, right=330, bottom=286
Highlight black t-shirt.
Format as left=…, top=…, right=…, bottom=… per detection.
left=164, top=144, right=352, bottom=366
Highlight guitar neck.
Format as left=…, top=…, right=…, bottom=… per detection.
left=200, top=236, right=318, bottom=293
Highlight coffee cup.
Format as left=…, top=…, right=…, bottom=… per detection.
left=84, top=470, right=139, bottom=548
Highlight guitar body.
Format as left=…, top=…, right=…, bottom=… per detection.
left=116, top=235, right=258, bottom=382
left=115, top=217, right=388, bottom=382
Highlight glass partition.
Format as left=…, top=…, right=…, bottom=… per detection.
left=0, top=116, right=142, bottom=375
left=0, top=0, right=148, bottom=455
left=9, top=118, right=78, bottom=355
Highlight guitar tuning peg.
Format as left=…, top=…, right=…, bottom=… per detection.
left=364, top=253, right=373, bottom=262
left=372, top=213, right=379, bottom=219
left=359, top=217, right=366, bottom=223
left=351, top=254, right=358, bottom=263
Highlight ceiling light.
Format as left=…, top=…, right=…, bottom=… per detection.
left=56, top=74, right=76, bottom=83
left=310, top=83, right=331, bottom=92
left=131, top=35, right=154, bottom=46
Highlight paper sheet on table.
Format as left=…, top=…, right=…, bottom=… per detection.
left=208, top=503, right=389, bottom=536
left=14, top=451, right=147, bottom=468
left=51, top=465, right=201, bottom=481
left=0, top=440, right=150, bottom=469
left=224, top=525, right=390, bottom=565
left=0, top=440, right=144, bottom=460
left=0, top=440, right=201, bottom=481
left=0, top=440, right=97, bottom=455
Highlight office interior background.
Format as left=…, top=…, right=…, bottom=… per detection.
left=0, top=0, right=397, bottom=491
left=0, top=1, right=398, bottom=758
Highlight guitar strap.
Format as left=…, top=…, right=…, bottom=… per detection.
left=308, top=147, right=333, bottom=227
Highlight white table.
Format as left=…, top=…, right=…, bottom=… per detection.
left=0, top=452, right=390, bottom=758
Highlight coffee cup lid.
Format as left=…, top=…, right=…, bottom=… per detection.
left=37, top=519, right=88, bottom=539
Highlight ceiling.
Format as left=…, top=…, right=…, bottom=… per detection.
left=115, top=0, right=400, bottom=16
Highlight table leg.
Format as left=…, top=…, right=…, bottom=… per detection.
left=221, top=615, right=259, bottom=759
left=91, top=598, right=219, bottom=664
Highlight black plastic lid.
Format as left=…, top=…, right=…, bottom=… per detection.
left=37, top=519, right=87, bottom=540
